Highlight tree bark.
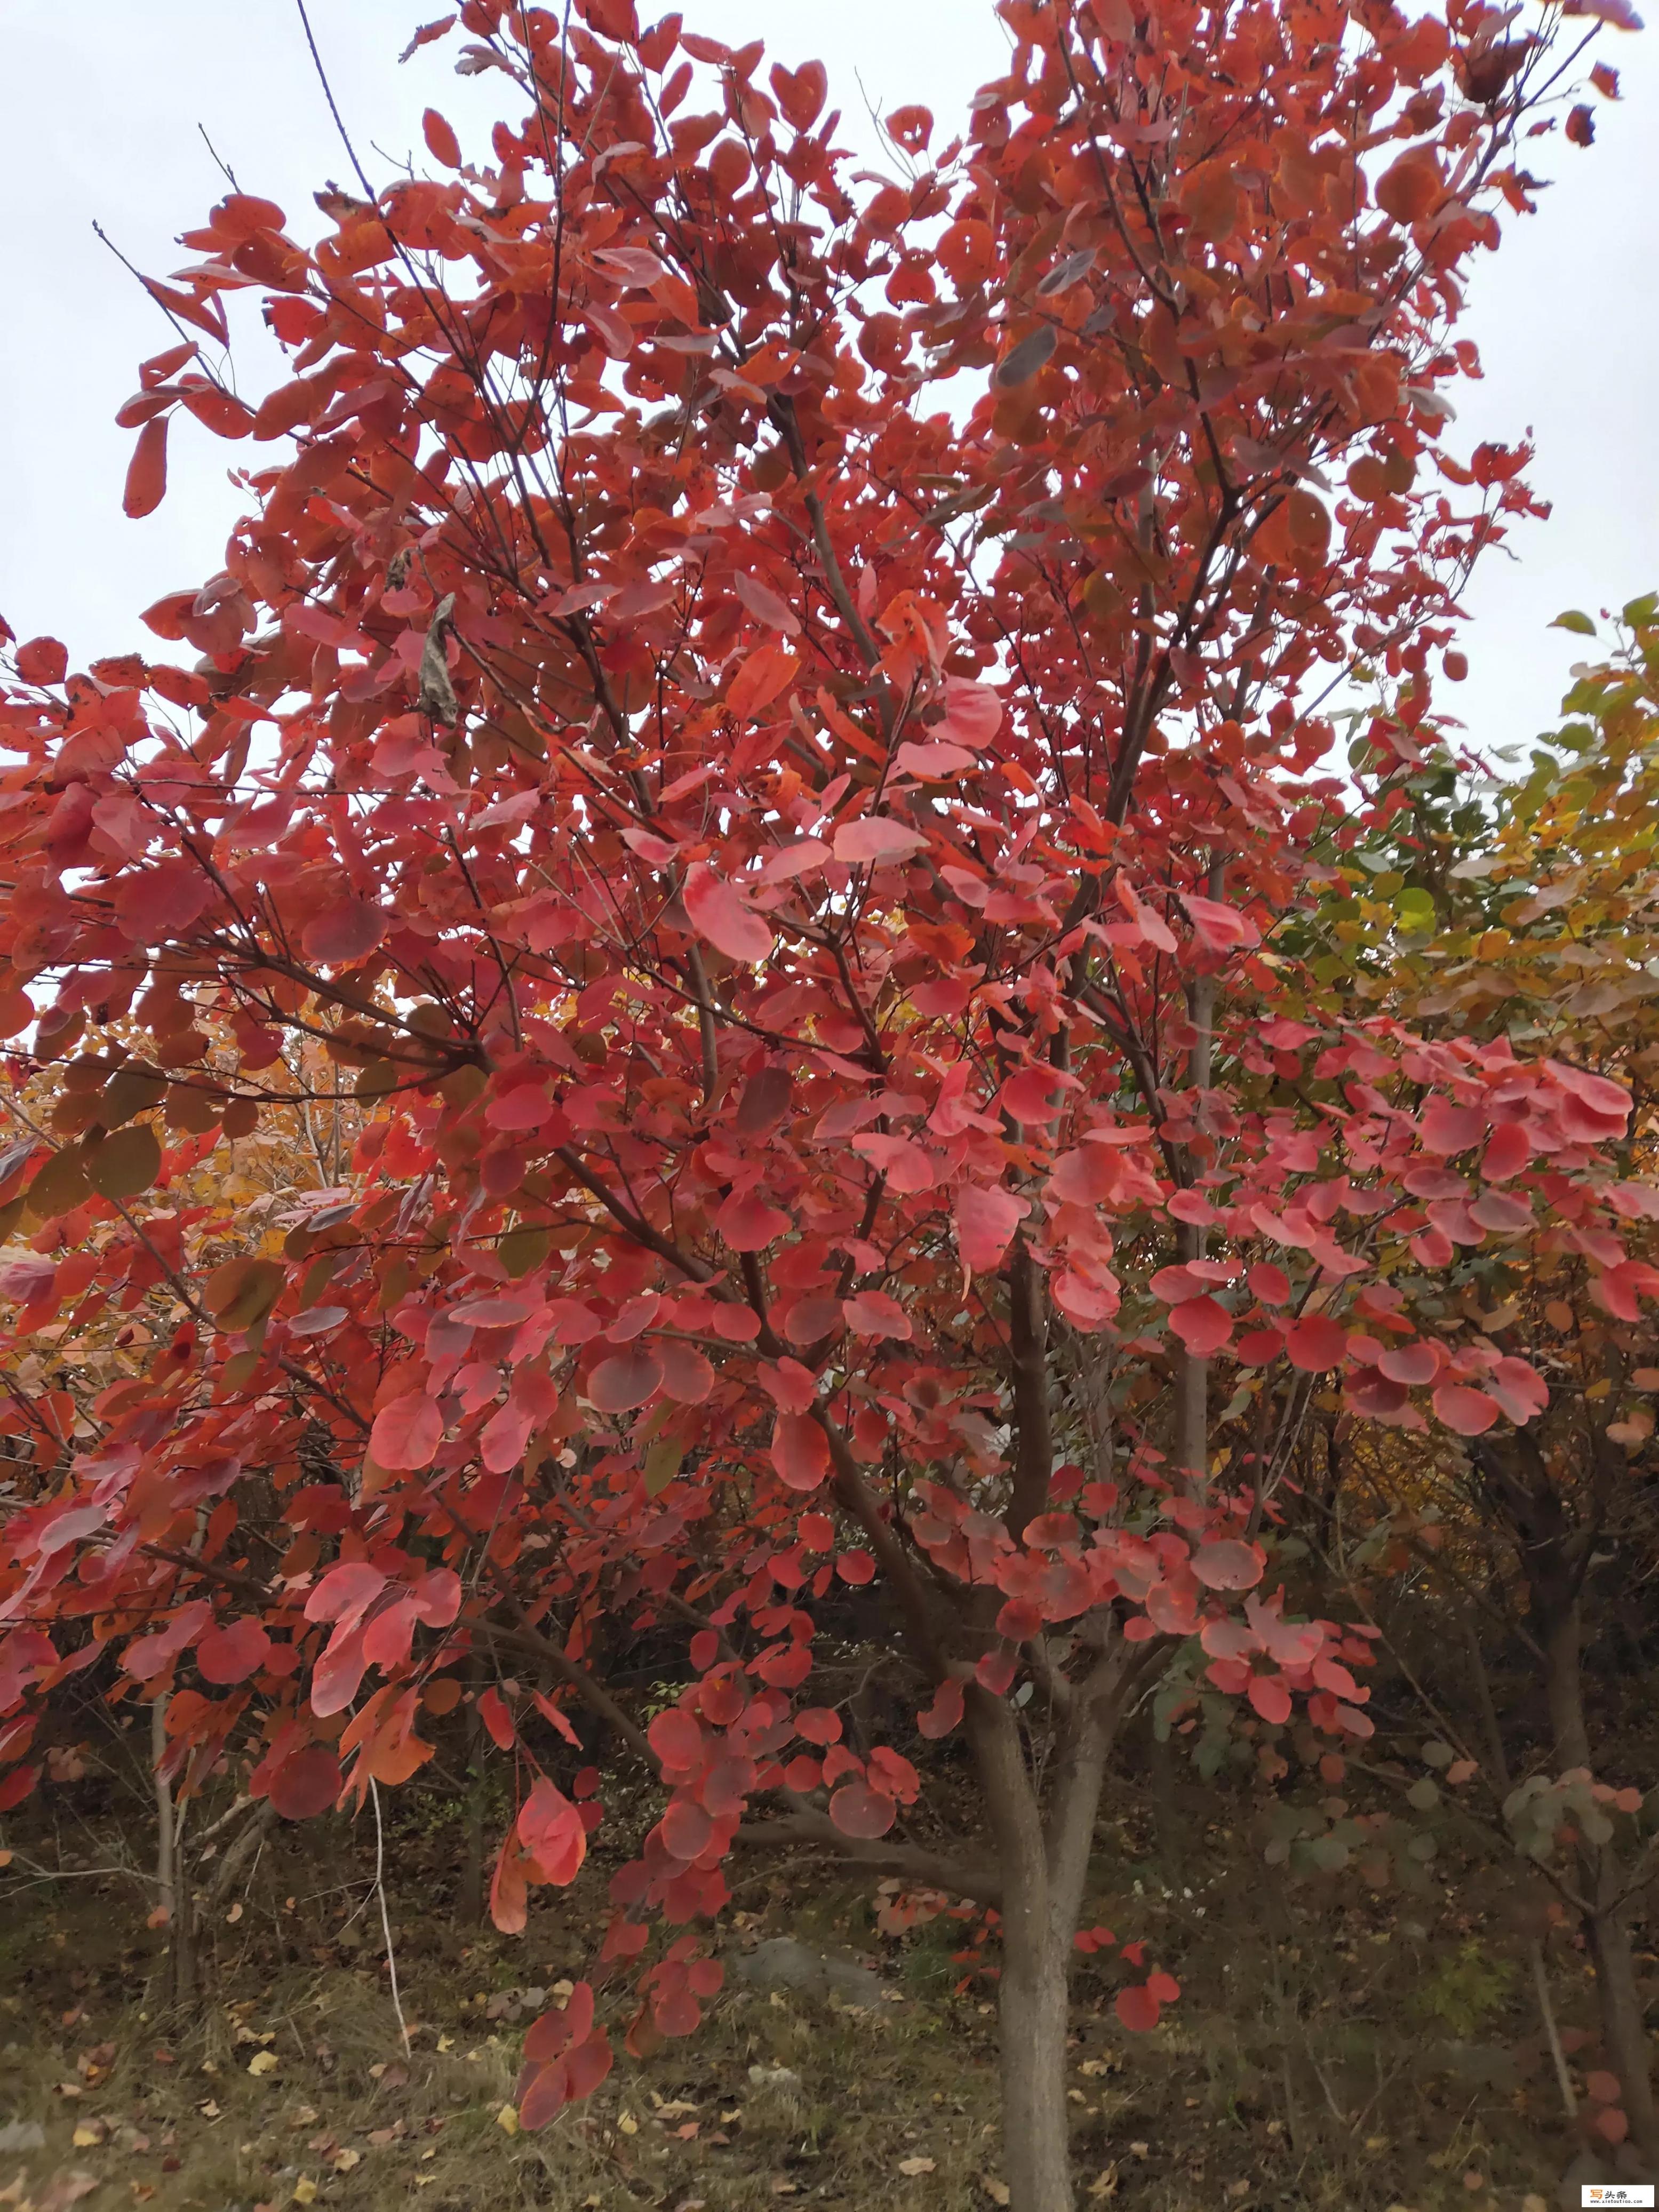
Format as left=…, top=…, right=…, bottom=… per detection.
left=968, top=1652, right=1128, bottom=2210
left=1586, top=1891, right=1657, bottom=2153
left=1538, top=1578, right=1656, bottom=2153
left=999, top=1917, right=1076, bottom=2212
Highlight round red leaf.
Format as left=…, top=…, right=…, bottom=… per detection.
left=268, top=1747, right=341, bottom=1820
left=661, top=1799, right=714, bottom=1860
left=1433, top=1382, right=1500, bottom=1436
left=649, top=1707, right=705, bottom=1777
left=1191, top=1539, right=1263, bottom=1592
left=587, top=1347, right=663, bottom=1413
left=828, top=1779, right=896, bottom=1839
left=771, top=1412, right=830, bottom=1492
left=197, top=1619, right=272, bottom=1686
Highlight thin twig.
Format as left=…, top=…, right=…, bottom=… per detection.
left=370, top=1779, right=412, bottom=2057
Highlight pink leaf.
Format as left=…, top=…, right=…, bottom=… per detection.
left=682, top=863, right=772, bottom=964
left=917, top=1678, right=965, bottom=1739
left=935, top=678, right=1002, bottom=749
left=1191, top=1539, right=1264, bottom=1592
left=1480, top=1121, right=1534, bottom=1181
left=828, top=1779, right=896, bottom=1838
left=661, top=1799, right=713, bottom=1860
left=842, top=1290, right=912, bottom=1339
left=196, top=1619, right=271, bottom=1686
left=658, top=1340, right=716, bottom=1402
left=1487, top=1356, right=1548, bottom=1425
left=302, top=899, right=387, bottom=965
left=369, top=1392, right=443, bottom=1470
left=267, top=1747, right=341, bottom=1820
left=649, top=1707, right=705, bottom=1777
left=1170, top=1295, right=1232, bottom=1357
left=771, top=1412, right=830, bottom=1492
left=587, top=1347, right=663, bottom=1413
left=1420, top=1100, right=1482, bottom=1155
left=1247, top=1673, right=1292, bottom=1724
left=517, top=1777, right=587, bottom=1885
left=481, top=1398, right=535, bottom=1474
left=715, top=1190, right=790, bottom=1251
left=1433, top=1382, right=1500, bottom=1435
left=1378, top=1341, right=1440, bottom=1386
left=954, top=1183, right=1030, bottom=1275
left=1285, top=1315, right=1348, bottom=1371
left=833, top=815, right=929, bottom=865
left=1180, top=892, right=1259, bottom=951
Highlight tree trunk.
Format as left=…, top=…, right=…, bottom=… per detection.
left=459, top=1651, right=486, bottom=1925
left=999, top=1918, right=1076, bottom=2212
left=969, top=1657, right=1127, bottom=2211
left=1586, top=1890, right=1657, bottom=2155
left=1539, top=1584, right=1656, bottom=2151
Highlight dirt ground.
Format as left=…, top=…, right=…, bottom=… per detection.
left=0, top=1769, right=1591, bottom=2212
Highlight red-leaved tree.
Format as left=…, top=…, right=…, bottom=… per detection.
left=0, top=1, right=1641, bottom=2202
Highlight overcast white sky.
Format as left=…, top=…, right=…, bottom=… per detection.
left=3, top=1, right=1654, bottom=760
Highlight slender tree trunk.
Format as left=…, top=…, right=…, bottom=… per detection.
left=459, top=1649, right=486, bottom=1924
left=151, top=1696, right=194, bottom=2003
left=1174, top=866, right=1220, bottom=1492
left=1000, top=1916, right=1076, bottom=2212
left=1587, top=1887, right=1657, bottom=2153
left=969, top=1658, right=1126, bottom=2211
left=1539, top=1586, right=1656, bottom=2152
left=152, top=1696, right=175, bottom=1926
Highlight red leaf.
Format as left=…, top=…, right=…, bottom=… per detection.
left=828, top=1779, right=896, bottom=1838
left=1180, top=892, right=1259, bottom=952
left=726, top=642, right=800, bottom=721
left=1247, top=1674, right=1292, bottom=1724
left=1432, top=1383, right=1500, bottom=1435
left=517, top=1777, right=587, bottom=1884
left=14, top=637, right=67, bottom=686
left=682, top=864, right=772, bottom=964
left=369, top=1392, right=443, bottom=1471
left=478, top=1686, right=516, bottom=1750
left=715, top=1190, right=789, bottom=1250
left=1115, top=1983, right=1162, bottom=2033
left=1285, top=1315, right=1348, bottom=1371
left=771, top=1412, right=830, bottom=1493
left=423, top=107, right=462, bottom=167
left=649, top=1708, right=705, bottom=1777
left=267, top=1747, right=341, bottom=1821
left=935, top=678, right=1002, bottom=749
left=1170, top=1295, right=1232, bottom=1357
left=954, top=1183, right=1030, bottom=1275
left=770, top=58, right=827, bottom=129
left=196, top=1619, right=271, bottom=1685
left=1378, top=1340, right=1440, bottom=1386
left=1420, top=1100, right=1482, bottom=1155
left=658, top=1340, right=716, bottom=1401
left=302, top=900, right=387, bottom=966
left=1191, top=1539, right=1263, bottom=1592
left=842, top=1291, right=911, bottom=1339
left=587, top=1347, right=663, bottom=1413
left=1480, top=1121, right=1534, bottom=1181
left=1585, top=2070, right=1623, bottom=2105
left=661, top=1799, right=713, bottom=1860
left=918, top=1679, right=966, bottom=1739
left=123, top=414, right=170, bottom=518
left=833, top=816, right=929, bottom=866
